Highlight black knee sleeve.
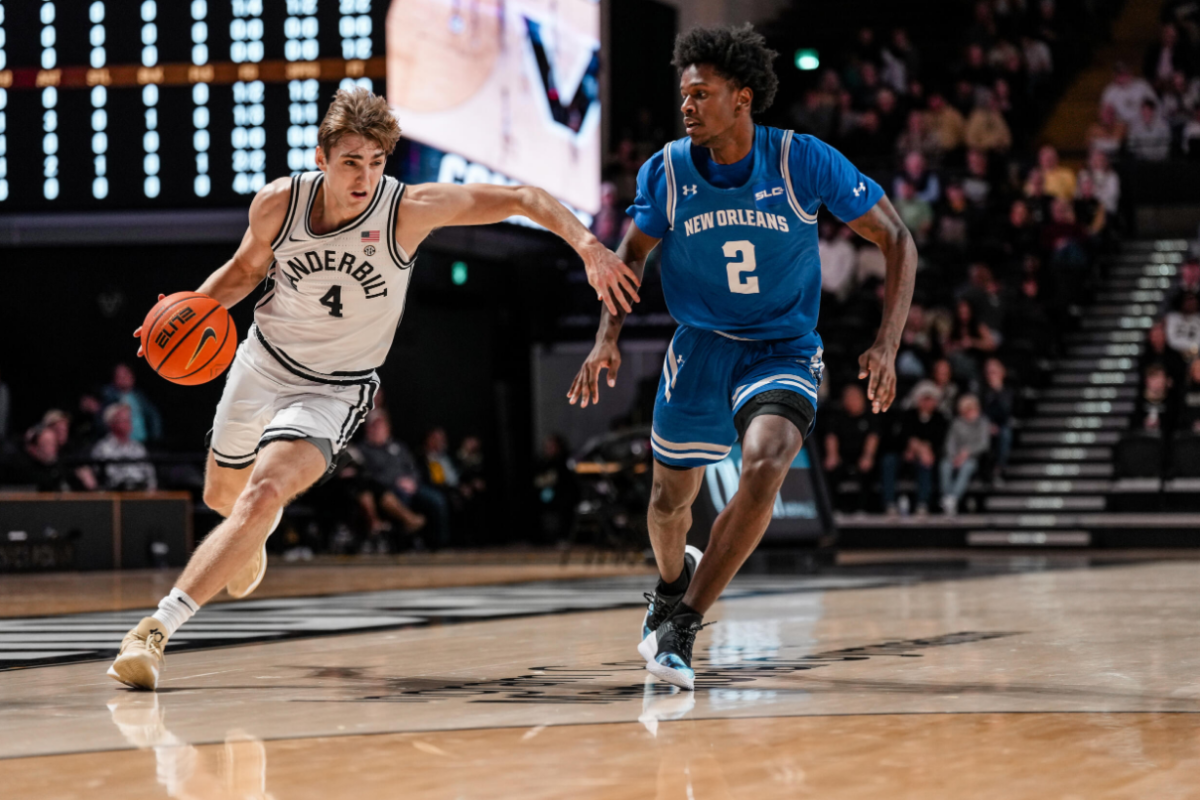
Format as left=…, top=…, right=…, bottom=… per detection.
left=734, top=389, right=816, bottom=443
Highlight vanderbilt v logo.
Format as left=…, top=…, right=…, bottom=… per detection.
left=523, top=17, right=599, bottom=135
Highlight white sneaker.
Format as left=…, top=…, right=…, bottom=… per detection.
left=941, top=496, right=958, bottom=516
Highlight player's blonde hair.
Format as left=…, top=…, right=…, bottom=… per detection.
left=318, top=87, right=402, bottom=156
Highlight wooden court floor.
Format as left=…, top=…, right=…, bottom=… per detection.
left=1, top=557, right=1198, bottom=798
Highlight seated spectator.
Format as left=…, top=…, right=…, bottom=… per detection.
left=1021, top=35, right=1054, bottom=93
left=1166, top=290, right=1200, bottom=360
left=1176, top=358, right=1200, bottom=434
left=875, top=88, right=905, bottom=146
left=1022, top=168, right=1056, bottom=224
left=1133, top=364, right=1178, bottom=436
left=959, top=43, right=995, bottom=92
left=91, top=403, right=157, bottom=491
left=896, top=110, right=940, bottom=160
left=930, top=357, right=962, bottom=421
left=822, top=384, right=880, bottom=512
left=1127, top=99, right=1171, bottom=161
left=792, top=89, right=837, bottom=140
left=1073, top=172, right=1108, bottom=238
left=457, top=435, right=486, bottom=501
left=964, top=91, right=1013, bottom=153
left=354, top=410, right=450, bottom=551
left=1160, top=71, right=1197, bottom=139
left=533, top=433, right=579, bottom=543
left=893, top=179, right=935, bottom=246
left=590, top=182, right=628, bottom=251
left=880, top=381, right=948, bottom=515
left=893, top=151, right=941, bottom=205
left=1037, top=145, right=1077, bottom=201
left=1086, top=103, right=1128, bottom=158
left=996, top=199, right=1041, bottom=267
left=958, top=264, right=1006, bottom=333
left=1100, top=61, right=1157, bottom=125
left=943, top=300, right=999, bottom=383
left=1079, top=149, right=1121, bottom=216
left=925, top=93, right=966, bottom=155
left=933, top=183, right=977, bottom=254
left=1041, top=198, right=1089, bottom=269
left=1143, top=23, right=1192, bottom=92
left=882, top=27, right=920, bottom=92
left=41, top=409, right=97, bottom=489
left=1163, top=256, right=1200, bottom=315
left=961, top=149, right=993, bottom=210
left=895, top=304, right=937, bottom=389
left=980, top=358, right=1015, bottom=482
left=818, top=221, right=858, bottom=301
left=423, top=427, right=460, bottom=490
left=2, top=425, right=91, bottom=491
left=941, top=393, right=990, bottom=515
left=1142, top=320, right=1188, bottom=388
left=100, top=363, right=163, bottom=444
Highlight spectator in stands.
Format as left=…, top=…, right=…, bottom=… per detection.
left=1073, top=172, right=1108, bottom=240
left=875, top=88, right=905, bottom=146
left=1176, top=357, right=1200, bottom=433
left=2, top=425, right=80, bottom=491
left=934, top=182, right=977, bottom=255
left=893, top=179, right=935, bottom=246
left=941, top=393, right=990, bottom=515
left=893, top=151, right=941, bottom=204
left=1100, top=62, right=1158, bottom=125
left=818, top=221, right=858, bottom=302
left=853, top=26, right=883, bottom=68
left=882, top=27, right=920, bottom=92
left=996, top=199, right=1041, bottom=267
left=1162, top=0, right=1200, bottom=47
left=1142, top=320, right=1188, bottom=389
left=1041, top=198, right=1089, bottom=268
left=792, top=89, right=837, bottom=140
left=1166, top=290, right=1200, bottom=360
left=1021, top=34, right=1055, bottom=94
left=981, top=358, right=1014, bottom=483
left=91, top=403, right=156, bottom=491
left=1079, top=149, right=1121, bottom=215
left=964, top=90, right=1013, bottom=153
left=925, top=93, right=966, bottom=154
left=944, top=299, right=998, bottom=383
left=961, top=149, right=993, bottom=210
left=1143, top=23, right=1193, bottom=92
left=880, top=380, right=948, bottom=516
left=930, top=357, right=963, bottom=420
left=532, top=433, right=578, bottom=543
left=590, top=182, right=627, bottom=251
left=457, top=435, right=486, bottom=501
left=41, top=410, right=97, bottom=489
left=1127, top=99, right=1172, bottom=161
left=1160, top=71, right=1198, bottom=142
left=354, top=411, right=450, bottom=552
left=822, top=384, right=880, bottom=512
left=1165, top=257, right=1200, bottom=314
left=423, top=427, right=460, bottom=490
left=960, top=43, right=995, bottom=91
left=1038, top=145, right=1076, bottom=201
left=895, top=304, right=937, bottom=390
left=959, top=264, right=1006, bottom=333
left=1086, top=103, right=1128, bottom=159
left=72, top=393, right=103, bottom=447
left=1022, top=168, right=1056, bottom=224
left=1133, top=363, right=1178, bottom=436
left=896, top=110, right=940, bottom=159
left=100, top=363, right=162, bottom=444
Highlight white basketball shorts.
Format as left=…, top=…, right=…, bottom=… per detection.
left=208, top=326, right=379, bottom=470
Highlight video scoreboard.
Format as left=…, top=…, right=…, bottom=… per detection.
left=0, top=0, right=386, bottom=211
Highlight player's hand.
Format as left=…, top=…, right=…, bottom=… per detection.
left=580, top=239, right=640, bottom=316
left=132, top=293, right=167, bottom=358
left=858, top=341, right=898, bottom=414
left=567, top=339, right=621, bottom=408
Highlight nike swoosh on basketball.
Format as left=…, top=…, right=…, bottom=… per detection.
left=185, top=327, right=218, bottom=369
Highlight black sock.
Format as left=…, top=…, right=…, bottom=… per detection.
left=656, top=569, right=689, bottom=596
left=667, top=602, right=702, bottom=625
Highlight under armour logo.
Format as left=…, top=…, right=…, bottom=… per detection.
left=676, top=355, right=684, bottom=366
left=681, top=184, right=698, bottom=196
left=852, top=181, right=866, bottom=197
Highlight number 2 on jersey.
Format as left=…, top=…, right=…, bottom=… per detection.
left=723, top=241, right=759, bottom=294
left=319, top=285, right=344, bottom=317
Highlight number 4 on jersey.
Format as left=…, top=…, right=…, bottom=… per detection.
left=724, top=240, right=759, bottom=294
left=319, top=285, right=344, bottom=317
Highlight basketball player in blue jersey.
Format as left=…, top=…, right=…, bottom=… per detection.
left=568, top=25, right=917, bottom=689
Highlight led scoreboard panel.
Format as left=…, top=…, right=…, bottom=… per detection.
left=0, top=0, right=385, bottom=211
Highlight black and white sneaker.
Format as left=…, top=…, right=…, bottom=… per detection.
left=637, top=545, right=703, bottom=662
left=645, top=613, right=709, bottom=691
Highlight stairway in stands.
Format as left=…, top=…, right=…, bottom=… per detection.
left=990, top=239, right=1190, bottom=515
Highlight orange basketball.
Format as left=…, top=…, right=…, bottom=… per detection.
left=141, top=292, right=237, bottom=386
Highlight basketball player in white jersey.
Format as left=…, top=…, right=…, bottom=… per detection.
left=108, top=88, right=638, bottom=690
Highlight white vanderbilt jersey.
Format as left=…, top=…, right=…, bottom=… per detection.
left=253, top=171, right=414, bottom=381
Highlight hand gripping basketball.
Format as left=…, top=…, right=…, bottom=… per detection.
left=137, top=292, right=237, bottom=386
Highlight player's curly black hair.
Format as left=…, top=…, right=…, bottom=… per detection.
left=671, top=24, right=779, bottom=114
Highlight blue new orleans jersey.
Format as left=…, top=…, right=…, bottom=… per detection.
left=629, top=126, right=883, bottom=340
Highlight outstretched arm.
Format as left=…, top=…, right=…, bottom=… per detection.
left=567, top=223, right=661, bottom=407
left=197, top=178, right=290, bottom=307
left=846, top=195, right=917, bottom=414
left=398, top=183, right=641, bottom=315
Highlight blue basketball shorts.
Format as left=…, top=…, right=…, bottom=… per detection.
left=651, top=325, right=824, bottom=469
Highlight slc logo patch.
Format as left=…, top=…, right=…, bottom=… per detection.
left=753, top=179, right=787, bottom=209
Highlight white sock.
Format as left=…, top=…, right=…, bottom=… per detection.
left=151, top=588, right=199, bottom=637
